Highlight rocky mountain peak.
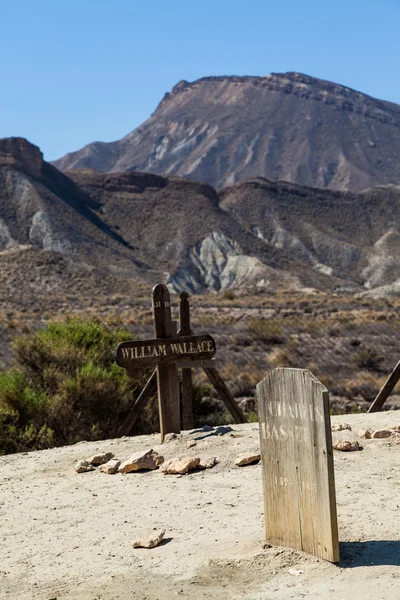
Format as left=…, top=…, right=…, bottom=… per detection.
left=0, top=137, right=44, bottom=177
left=53, top=72, right=400, bottom=192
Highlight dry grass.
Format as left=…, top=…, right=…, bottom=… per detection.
left=2, top=289, right=400, bottom=417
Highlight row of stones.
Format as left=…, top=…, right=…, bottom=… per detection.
left=75, top=448, right=261, bottom=475
left=331, top=423, right=400, bottom=452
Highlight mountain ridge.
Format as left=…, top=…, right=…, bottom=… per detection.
left=53, top=71, right=400, bottom=192
left=3, top=137, right=400, bottom=302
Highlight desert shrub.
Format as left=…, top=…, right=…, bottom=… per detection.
left=351, top=346, right=384, bottom=372
left=248, top=318, right=286, bottom=344
left=192, top=383, right=230, bottom=427
left=222, top=290, right=235, bottom=301
left=0, top=317, right=150, bottom=455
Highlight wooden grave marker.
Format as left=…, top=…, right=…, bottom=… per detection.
left=116, top=285, right=245, bottom=441
left=179, top=291, right=194, bottom=430
left=256, top=368, right=339, bottom=563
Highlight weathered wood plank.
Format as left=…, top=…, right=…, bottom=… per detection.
left=179, top=291, right=194, bottom=430
left=256, top=368, right=339, bottom=563
left=204, top=367, right=246, bottom=424
left=118, top=369, right=157, bottom=437
left=179, top=359, right=217, bottom=369
left=368, top=359, right=400, bottom=413
left=115, top=334, right=216, bottom=369
left=152, top=284, right=180, bottom=441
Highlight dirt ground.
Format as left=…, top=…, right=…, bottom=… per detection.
left=1, top=411, right=400, bottom=600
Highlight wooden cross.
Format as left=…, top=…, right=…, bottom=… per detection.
left=116, top=284, right=245, bottom=441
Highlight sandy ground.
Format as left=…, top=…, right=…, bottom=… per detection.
left=1, top=411, right=400, bottom=600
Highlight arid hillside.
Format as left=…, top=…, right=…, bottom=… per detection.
left=3, top=137, right=400, bottom=300
left=53, top=72, right=400, bottom=191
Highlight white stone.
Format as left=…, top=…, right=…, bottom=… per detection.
left=332, top=440, right=360, bottom=452
left=331, top=423, right=352, bottom=432
left=371, top=429, right=393, bottom=439
left=199, top=457, right=219, bottom=469
left=164, top=433, right=182, bottom=442
left=99, top=459, right=121, bottom=474
left=86, top=452, right=114, bottom=465
left=358, top=428, right=373, bottom=439
left=160, top=457, right=200, bottom=475
left=75, top=460, right=95, bottom=473
left=131, top=528, right=165, bottom=549
left=234, top=452, right=261, bottom=466
left=118, top=449, right=164, bottom=473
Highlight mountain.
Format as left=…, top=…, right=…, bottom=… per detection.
left=53, top=72, right=400, bottom=192
left=3, top=137, right=400, bottom=305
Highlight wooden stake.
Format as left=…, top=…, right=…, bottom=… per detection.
left=118, top=369, right=157, bottom=436
left=368, top=358, right=400, bottom=413
left=204, top=367, right=246, bottom=424
left=179, top=291, right=194, bottom=430
left=152, top=284, right=180, bottom=441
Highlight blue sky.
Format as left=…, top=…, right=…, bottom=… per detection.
left=1, top=0, right=400, bottom=160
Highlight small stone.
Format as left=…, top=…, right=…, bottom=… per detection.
left=288, top=568, right=304, bottom=576
left=332, top=440, right=360, bottom=451
left=75, top=460, right=95, bottom=473
left=99, top=458, right=121, bottom=474
left=86, top=452, right=114, bottom=465
left=235, top=452, right=261, bottom=466
left=160, top=457, right=200, bottom=475
left=131, top=528, right=165, bottom=549
left=199, top=457, right=219, bottom=469
left=358, top=428, right=373, bottom=439
left=392, top=425, right=400, bottom=432
left=201, top=425, right=214, bottom=432
left=118, top=449, right=164, bottom=473
left=164, top=433, right=181, bottom=442
left=331, top=423, right=352, bottom=432
left=371, top=429, right=393, bottom=439
left=186, top=440, right=197, bottom=448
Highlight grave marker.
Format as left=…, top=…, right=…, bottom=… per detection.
left=256, top=368, right=339, bottom=563
left=115, top=285, right=245, bottom=440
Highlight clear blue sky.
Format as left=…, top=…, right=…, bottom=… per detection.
left=1, top=0, right=400, bottom=161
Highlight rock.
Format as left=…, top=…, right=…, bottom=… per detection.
left=131, top=528, right=165, bottom=549
left=164, top=433, right=182, bottom=442
left=332, top=440, right=360, bottom=451
left=371, top=429, right=393, bottom=439
left=99, top=458, right=121, bottom=474
left=118, top=449, right=164, bottom=473
left=75, top=460, right=95, bottom=473
left=199, top=457, right=219, bottom=469
left=392, top=425, right=400, bottom=432
left=235, top=452, right=261, bottom=466
left=186, top=440, right=197, bottom=448
left=358, top=428, right=373, bottom=439
left=331, top=423, right=352, bottom=432
left=201, top=425, right=214, bottom=432
left=160, top=457, right=200, bottom=475
left=288, top=568, right=304, bottom=576
left=86, top=452, right=114, bottom=465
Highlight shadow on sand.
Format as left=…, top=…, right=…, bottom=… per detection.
left=339, top=540, right=400, bottom=568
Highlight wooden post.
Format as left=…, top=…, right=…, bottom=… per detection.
left=204, top=367, right=246, bottom=424
left=257, top=368, right=339, bottom=563
left=152, top=284, right=180, bottom=441
left=368, top=358, right=400, bottom=413
left=179, top=291, right=194, bottom=430
left=118, top=370, right=158, bottom=436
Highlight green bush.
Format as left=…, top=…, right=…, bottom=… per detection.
left=351, top=346, right=384, bottom=372
left=0, top=317, right=150, bottom=455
